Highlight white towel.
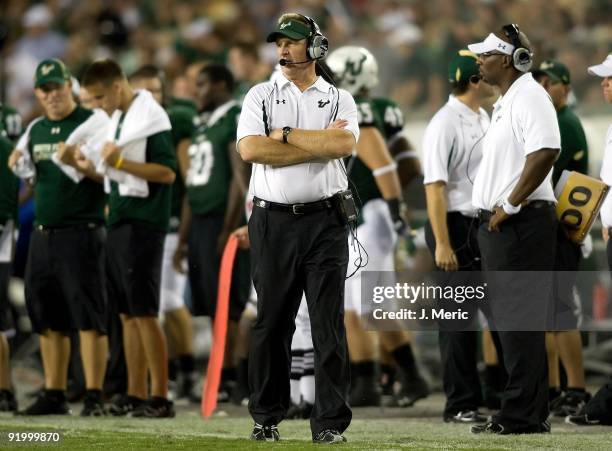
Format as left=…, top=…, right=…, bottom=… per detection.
left=11, top=117, right=42, bottom=181
left=11, top=111, right=111, bottom=184
left=51, top=109, right=111, bottom=183
left=96, top=89, right=171, bottom=197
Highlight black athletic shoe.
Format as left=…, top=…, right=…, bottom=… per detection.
left=107, top=394, right=145, bottom=416
left=250, top=423, right=280, bottom=441
left=312, top=429, right=347, bottom=444
left=472, top=421, right=551, bottom=435
left=80, top=392, right=106, bottom=417
left=550, top=390, right=591, bottom=417
left=349, top=376, right=381, bottom=407
left=17, top=391, right=71, bottom=415
left=565, top=413, right=601, bottom=426
left=444, top=410, right=488, bottom=423
left=396, top=375, right=429, bottom=408
left=0, top=390, right=18, bottom=412
left=131, top=397, right=175, bottom=418
left=471, top=422, right=506, bottom=434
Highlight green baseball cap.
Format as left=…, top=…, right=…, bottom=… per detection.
left=533, top=60, right=571, bottom=84
left=34, top=58, right=71, bottom=88
left=266, top=19, right=312, bottom=42
left=448, top=49, right=479, bottom=84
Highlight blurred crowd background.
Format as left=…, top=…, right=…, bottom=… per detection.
left=1, top=0, right=611, bottom=125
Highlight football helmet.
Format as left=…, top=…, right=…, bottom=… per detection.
left=326, top=46, right=378, bottom=95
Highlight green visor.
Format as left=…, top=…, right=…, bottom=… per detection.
left=266, top=20, right=311, bottom=42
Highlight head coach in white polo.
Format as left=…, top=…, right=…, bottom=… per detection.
left=237, top=12, right=359, bottom=444
left=468, top=25, right=560, bottom=435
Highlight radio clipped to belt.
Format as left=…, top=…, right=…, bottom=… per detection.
left=333, top=189, right=358, bottom=226
left=555, top=170, right=609, bottom=244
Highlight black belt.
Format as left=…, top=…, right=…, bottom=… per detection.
left=253, top=196, right=334, bottom=215
left=35, top=222, right=102, bottom=233
left=478, top=200, right=555, bottom=222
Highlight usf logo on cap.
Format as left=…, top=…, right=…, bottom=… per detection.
left=280, top=22, right=291, bottom=30
left=41, top=64, right=55, bottom=76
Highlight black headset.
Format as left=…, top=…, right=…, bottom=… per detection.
left=299, top=14, right=329, bottom=61
left=502, top=24, right=533, bottom=72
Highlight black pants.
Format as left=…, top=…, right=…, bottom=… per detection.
left=248, top=205, right=351, bottom=436
left=425, top=212, right=483, bottom=416
left=477, top=205, right=557, bottom=430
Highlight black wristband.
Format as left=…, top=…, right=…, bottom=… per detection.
left=386, top=198, right=403, bottom=222
left=282, top=126, right=292, bottom=144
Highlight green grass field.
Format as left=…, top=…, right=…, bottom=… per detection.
left=1, top=396, right=611, bottom=450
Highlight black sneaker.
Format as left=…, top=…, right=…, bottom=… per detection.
left=178, top=376, right=201, bottom=404
left=396, top=375, right=429, bottom=408
left=0, top=390, right=18, bottom=412
left=349, top=376, right=381, bottom=407
left=250, top=423, right=280, bottom=441
left=565, top=413, right=601, bottom=426
left=472, top=421, right=551, bottom=434
left=312, top=429, right=347, bottom=444
left=550, top=390, right=591, bottom=417
left=444, top=410, right=488, bottom=423
left=131, top=397, right=175, bottom=418
left=17, top=391, right=71, bottom=415
left=107, top=394, right=145, bottom=416
left=471, top=422, right=505, bottom=434
left=80, top=392, right=106, bottom=417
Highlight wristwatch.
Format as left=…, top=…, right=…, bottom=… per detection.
left=282, top=126, right=293, bottom=144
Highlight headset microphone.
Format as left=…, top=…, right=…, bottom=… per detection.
left=279, top=58, right=312, bottom=66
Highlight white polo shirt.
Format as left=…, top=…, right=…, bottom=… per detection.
left=422, top=95, right=489, bottom=216
left=237, top=72, right=359, bottom=204
left=472, top=73, right=561, bottom=210
left=599, top=125, right=612, bottom=227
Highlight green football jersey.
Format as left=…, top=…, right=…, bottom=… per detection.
left=166, top=104, right=197, bottom=231
left=27, top=106, right=106, bottom=227
left=348, top=97, right=385, bottom=207
left=553, top=105, right=589, bottom=185
left=0, top=136, right=19, bottom=223
left=186, top=100, right=240, bottom=216
left=0, top=103, right=22, bottom=142
left=107, top=130, right=176, bottom=231
left=371, top=97, right=405, bottom=142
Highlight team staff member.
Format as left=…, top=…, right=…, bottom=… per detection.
left=533, top=60, right=590, bottom=416
left=238, top=13, right=358, bottom=444
left=0, top=134, right=19, bottom=412
left=9, top=59, right=109, bottom=416
left=468, top=25, right=561, bottom=434
left=129, top=65, right=199, bottom=402
left=82, top=59, right=176, bottom=418
left=423, top=49, right=494, bottom=424
left=566, top=54, right=612, bottom=427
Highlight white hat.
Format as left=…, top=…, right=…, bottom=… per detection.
left=468, top=33, right=514, bottom=55
left=588, top=54, right=612, bottom=77
left=23, top=4, right=53, bottom=28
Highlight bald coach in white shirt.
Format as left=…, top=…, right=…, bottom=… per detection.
left=237, top=12, right=359, bottom=444
left=468, top=25, right=561, bottom=435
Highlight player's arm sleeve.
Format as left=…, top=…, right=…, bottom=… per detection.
left=422, top=112, right=454, bottom=185
left=146, top=130, right=177, bottom=171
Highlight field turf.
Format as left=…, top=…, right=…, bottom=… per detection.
left=0, top=395, right=610, bottom=450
